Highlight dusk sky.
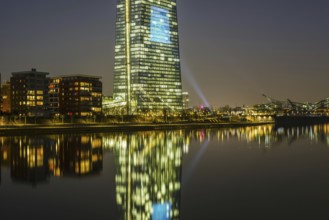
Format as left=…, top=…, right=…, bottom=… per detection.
left=1, top=0, right=329, bottom=107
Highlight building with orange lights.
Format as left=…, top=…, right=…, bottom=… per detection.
left=49, top=75, right=102, bottom=117
left=10, top=69, right=49, bottom=116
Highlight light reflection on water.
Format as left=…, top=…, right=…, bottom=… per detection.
left=1, top=124, right=329, bottom=219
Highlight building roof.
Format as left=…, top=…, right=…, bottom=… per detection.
left=12, top=68, right=49, bottom=76
left=52, top=74, right=102, bottom=80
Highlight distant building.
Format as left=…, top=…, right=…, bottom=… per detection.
left=10, top=69, right=49, bottom=116
left=102, top=95, right=129, bottom=116
left=49, top=75, right=102, bottom=117
left=102, top=95, right=114, bottom=115
left=1, top=81, right=11, bottom=113
left=182, top=92, right=189, bottom=110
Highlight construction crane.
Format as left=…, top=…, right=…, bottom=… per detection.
left=314, top=98, right=329, bottom=110
left=286, top=99, right=311, bottom=114
left=262, top=94, right=288, bottom=110
left=313, top=98, right=329, bottom=115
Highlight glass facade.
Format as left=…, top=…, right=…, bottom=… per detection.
left=114, top=0, right=183, bottom=114
left=150, top=6, right=171, bottom=44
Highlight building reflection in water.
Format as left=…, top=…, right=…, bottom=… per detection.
left=102, top=124, right=329, bottom=220
left=10, top=136, right=51, bottom=184
left=0, top=137, right=12, bottom=185
left=1, top=124, right=329, bottom=216
left=48, top=135, right=103, bottom=177
left=0, top=134, right=103, bottom=186
left=111, top=131, right=185, bottom=220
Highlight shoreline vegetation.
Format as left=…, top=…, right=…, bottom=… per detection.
left=0, top=121, right=274, bottom=136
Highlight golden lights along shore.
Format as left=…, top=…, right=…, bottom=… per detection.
left=0, top=120, right=273, bottom=136
left=2, top=124, right=329, bottom=183
left=2, top=124, right=329, bottom=182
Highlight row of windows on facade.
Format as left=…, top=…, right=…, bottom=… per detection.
left=4, top=70, right=103, bottom=117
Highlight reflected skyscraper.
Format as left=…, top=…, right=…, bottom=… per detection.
left=113, top=131, right=184, bottom=220
left=114, top=0, right=183, bottom=114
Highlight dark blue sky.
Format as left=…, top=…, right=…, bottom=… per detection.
left=1, top=0, right=329, bottom=106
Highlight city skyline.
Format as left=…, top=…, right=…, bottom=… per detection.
left=1, top=0, right=329, bottom=106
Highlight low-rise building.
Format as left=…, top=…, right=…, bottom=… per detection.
left=10, top=69, right=49, bottom=116
left=49, top=75, right=102, bottom=117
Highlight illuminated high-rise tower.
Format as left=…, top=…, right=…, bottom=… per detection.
left=113, top=0, right=183, bottom=114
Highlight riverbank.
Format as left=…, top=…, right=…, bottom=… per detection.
left=0, top=121, right=273, bottom=136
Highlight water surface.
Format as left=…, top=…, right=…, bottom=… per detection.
left=1, top=124, right=329, bottom=219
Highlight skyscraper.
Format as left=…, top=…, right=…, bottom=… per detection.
left=113, top=0, right=183, bottom=115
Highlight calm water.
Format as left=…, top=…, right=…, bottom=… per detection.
left=1, top=124, right=329, bottom=220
